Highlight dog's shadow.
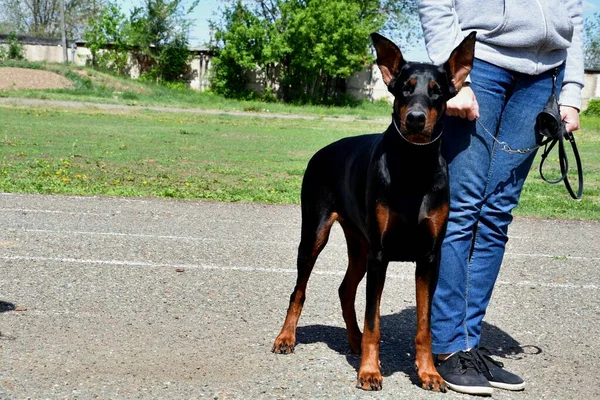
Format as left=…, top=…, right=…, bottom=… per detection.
left=296, top=307, right=541, bottom=386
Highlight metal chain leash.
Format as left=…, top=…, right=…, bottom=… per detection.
left=475, top=119, right=541, bottom=155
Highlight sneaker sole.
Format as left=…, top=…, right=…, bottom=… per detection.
left=489, top=381, right=526, bottom=391
left=444, top=381, right=493, bottom=396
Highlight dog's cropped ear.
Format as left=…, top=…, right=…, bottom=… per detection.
left=371, top=32, right=406, bottom=86
left=444, top=31, right=476, bottom=92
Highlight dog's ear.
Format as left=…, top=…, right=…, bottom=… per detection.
left=371, top=32, right=406, bottom=86
left=444, top=31, right=476, bottom=92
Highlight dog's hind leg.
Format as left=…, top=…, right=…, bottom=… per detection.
left=338, top=222, right=368, bottom=354
left=272, top=207, right=338, bottom=354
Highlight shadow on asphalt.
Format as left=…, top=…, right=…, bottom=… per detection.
left=0, top=301, right=15, bottom=312
left=296, top=307, right=542, bottom=387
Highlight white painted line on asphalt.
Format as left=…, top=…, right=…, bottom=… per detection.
left=1, top=255, right=598, bottom=290
left=4, top=227, right=600, bottom=260
left=503, top=252, right=600, bottom=261
left=5, top=228, right=306, bottom=246
left=0, top=208, right=107, bottom=216
left=0, top=210, right=295, bottom=226
left=0, top=254, right=347, bottom=276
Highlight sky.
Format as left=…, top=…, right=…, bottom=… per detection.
left=124, top=0, right=600, bottom=60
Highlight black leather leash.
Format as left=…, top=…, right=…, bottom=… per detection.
left=538, top=129, right=583, bottom=199
left=537, top=69, right=584, bottom=200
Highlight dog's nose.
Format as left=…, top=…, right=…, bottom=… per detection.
left=406, top=110, right=427, bottom=130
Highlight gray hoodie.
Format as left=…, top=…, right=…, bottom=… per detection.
left=418, top=0, right=584, bottom=109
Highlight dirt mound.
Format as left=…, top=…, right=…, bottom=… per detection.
left=0, top=67, right=73, bottom=90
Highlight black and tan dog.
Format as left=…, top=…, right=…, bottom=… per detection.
left=272, top=32, right=476, bottom=392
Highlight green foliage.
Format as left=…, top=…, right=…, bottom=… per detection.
left=280, top=0, right=383, bottom=102
left=83, top=1, right=130, bottom=75
left=83, top=0, right=197, bottom=83
left=209, top=3, right=262, bottom=99
left=210, top=0, right=416, bottom=104
left=582, top=98, right=600, bottom=116
left=0, top=31, right=25, bottom=61
left=128, top=0, right=197, bottom=83
left=584, top=12, right=600, bottom=70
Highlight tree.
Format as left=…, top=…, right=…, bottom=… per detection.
left=83, top=1, right=130, bottom=73
left=210, top=0, right=419, bottom=103
left=210, top=2, right=267, bottom=98
left=82, top=0, right=198, bottom=83
left=128, top=0, right=199, bottom=82
left=584, top=12, right=600, bottom=70
left=0, top=31, right=25, bottom=60
left=0, top=0, right=105, bottom=38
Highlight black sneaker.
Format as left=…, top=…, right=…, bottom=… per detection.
left=435, top=351, right=493, bottom=395
left=473, top=347, right=526, bottom=391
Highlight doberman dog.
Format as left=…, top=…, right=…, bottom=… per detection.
left=272, top=32, right=476, bottom=392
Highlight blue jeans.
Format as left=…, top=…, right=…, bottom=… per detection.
left=431, top=59, right=564, bottom=354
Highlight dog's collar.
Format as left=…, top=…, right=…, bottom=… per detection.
left=391, top=112, right=443, bottom=146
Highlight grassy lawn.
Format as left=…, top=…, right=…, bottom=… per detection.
left=0, top=104, right=385, bottom=203
left=0, top=103, right=598, bottom=220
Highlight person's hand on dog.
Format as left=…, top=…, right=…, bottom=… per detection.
left=560, top=105, right=580, bottom=133
left=446, top=85, right=479, bottom=120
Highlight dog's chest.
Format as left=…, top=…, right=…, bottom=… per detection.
left=374, top=199, right=440, bottom=261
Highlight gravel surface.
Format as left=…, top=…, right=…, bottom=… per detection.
left=0, top=193, right=599, bottom=399
left=0, top=67, right=73, bottom=90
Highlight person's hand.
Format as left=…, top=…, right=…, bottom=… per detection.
left=446, top=85, right=479, bottom=120
left=560, top=105, right=580, bottom=133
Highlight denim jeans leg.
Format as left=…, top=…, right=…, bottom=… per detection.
left=464, top=67, right=564, bottom=346
left=431, top=59, right=512, bottom=354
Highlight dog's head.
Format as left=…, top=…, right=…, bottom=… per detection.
left=371, top=32, right=476, bottom=144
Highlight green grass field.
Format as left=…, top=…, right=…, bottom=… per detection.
left=0, top=104, right=382, bottom=203
left=0, top=103, right=598, bottom=219
left=0, top=61, right=598, bottom=220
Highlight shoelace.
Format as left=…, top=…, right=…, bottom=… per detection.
left=453, top=351, right=484, bottom=375
left=473, top=347, right=505, bottom=378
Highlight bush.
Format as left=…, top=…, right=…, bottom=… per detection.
left=583, top=98, right=600, bottom=116
left=4, top=31, right=25, bottom=61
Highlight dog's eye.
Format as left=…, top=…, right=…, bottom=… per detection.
left=401, top=85, right=414, bottom=97
left=429, top=83, right=442, bottom=99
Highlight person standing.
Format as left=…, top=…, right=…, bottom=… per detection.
left=417, top=0, right=584, bottom=395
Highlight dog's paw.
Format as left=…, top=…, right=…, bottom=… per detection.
left=272, top=335, right=296, bottom=354
left=419, top=371, right=447, bottom=392
left=356, top=368, right=383, bottom=391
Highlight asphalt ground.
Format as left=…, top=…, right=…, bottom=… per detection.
left=0, top=193, right=598, bottom=399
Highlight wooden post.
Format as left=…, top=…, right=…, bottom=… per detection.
left=60, top=0, right=68, bottom=62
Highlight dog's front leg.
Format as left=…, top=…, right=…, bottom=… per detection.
left=356, top=250, right=388, bottom=391
left=414, top=256, right=446, bottom=392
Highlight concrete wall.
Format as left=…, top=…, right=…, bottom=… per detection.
left=0, top=34, right=212, bottom=90
left=346, top=64, right=393, bottom=103
left=0, top=34, right=88, bottom=66
left=582, top=70, right=600, bottom=110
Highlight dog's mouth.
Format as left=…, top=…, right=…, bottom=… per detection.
left=402, top=129, right=435, bottom=144
left=399, top=120, right=437, bottom=144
